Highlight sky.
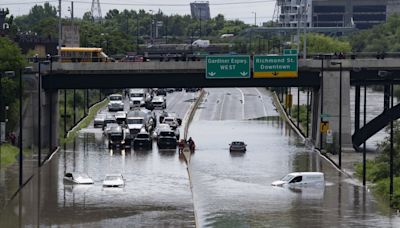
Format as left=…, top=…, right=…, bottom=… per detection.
left=0, top=0, right=276, bottom=25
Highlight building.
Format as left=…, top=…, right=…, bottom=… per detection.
left=313, top=0, right=388, bottom=29
left=277, top=0, right=395, bottom=30
left=277, top=0, right=312, bottom=28
left=0, top=8, right=10, bottom=37
left=190, top=1, right=211, bottom=20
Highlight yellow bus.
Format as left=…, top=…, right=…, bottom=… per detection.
left=60, top=47, right=109, bottom=62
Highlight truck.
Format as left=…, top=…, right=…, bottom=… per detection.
left=192, top=39, right=210, bottom=48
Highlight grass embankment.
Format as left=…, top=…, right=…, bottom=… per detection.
left=60, top=98, right=108, bottom=144
left=0, top=143, right=19, bottom=168
left=290, top=105, right=309, bottom=134
left=355, top=160, right=400, bottom=209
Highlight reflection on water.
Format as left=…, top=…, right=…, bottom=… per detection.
left=0, top=128, right=195, bottom=227
left=189, top=119, right=400, bottom=227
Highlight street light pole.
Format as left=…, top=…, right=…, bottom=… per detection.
left=37, top=62, right=41, bottom=167
left=252, top=11, right=257, bottom=26
left=19, top=69, right=23, bottom=187
left=331, top=61, right=342, bottom=168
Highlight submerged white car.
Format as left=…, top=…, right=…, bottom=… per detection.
left=103, top=174, right=125, bottom=187
left=271, top=172, right=325, bottom=187
left=63, top=172, right=94, bottom=184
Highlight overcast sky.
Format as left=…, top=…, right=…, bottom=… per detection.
left=1, top=0, right=276, bottom=25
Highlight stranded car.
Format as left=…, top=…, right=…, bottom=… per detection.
left=133, top=129, right=152, bottom=150
left=115, top=111, right=127, bottom=125
left=151, top=96, right=166, bottom=109
left=103, top=174, right=125, bottom=187
left=157, top=129, right=177, bottom=149
left=108, top=94, right=124, bottom=111
left=271, top=172, right=325, bottom=187
left=93, top=113, right=106, bottom=128
left=63, top=172, right=94, bottom=184
left=229, top=141, right=247, bottom=152
left=108, top=125, right=126, bottom=149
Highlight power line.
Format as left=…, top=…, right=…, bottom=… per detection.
left=64, top=0, right=275, bottom=7
left=0, top=1, right=57, bottom=6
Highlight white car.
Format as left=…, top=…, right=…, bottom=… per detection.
left=108, top=94, right=124, bottom=111
left=271, top=172, right=325, bottom=187
left=115, top=111, right=127, bottom=124
left=63, top=172, right=94, bottom=184
left=162, top=116, right=179, bottom=129
left=103, top=174, right=125, bottom=187
left=151, top=96, right=166, bottom=109
left=94, top=113, right=106, bottom=128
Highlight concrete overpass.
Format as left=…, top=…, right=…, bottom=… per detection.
left=35, top=58, right=400, bottom=155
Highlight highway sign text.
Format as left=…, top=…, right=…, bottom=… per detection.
left=253, top=55, right=298, bottom=78
left=206, top=56, right=250, bottom=79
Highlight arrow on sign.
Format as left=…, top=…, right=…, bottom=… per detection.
left=272, top=72, right=279, bottom=76
left=240, top=71, right=248, bottom=76
left=208, top=72, right=216, bottom=77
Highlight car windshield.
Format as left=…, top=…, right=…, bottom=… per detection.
left=136, top=134, right=149, bottom=139
left=159, top=131, right=175, bottom=137
left=105, top=175, right=122, bottom=181
left=232, top=142, right=244, bottom=145
left=127, top=119, right=143, bottom=124
left=131, top=93, right=144, bottom=97
left=96, top=114, right=106, bottom=119
left=281, top=174, right=295, bottom=182
left=110, top=96, right=122, bottom=101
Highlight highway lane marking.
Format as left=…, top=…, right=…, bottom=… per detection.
left=236, top=88, right=245, bottom=119
left=255, top=88, right=268, bottom=116
left=219, top=92, right=226, bottom=120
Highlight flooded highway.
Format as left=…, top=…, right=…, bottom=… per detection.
left=1, top=88, right=400, bottom=227
left=189, top=88, right=400, bottom=227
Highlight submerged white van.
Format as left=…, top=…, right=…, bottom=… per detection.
left=271, top=172, right=324, bottom=187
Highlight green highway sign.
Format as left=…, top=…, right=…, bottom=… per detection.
left=253, top=55, right=298, bottom=78
left=206, top=55, right=250, bottom=79
left=283, top=49, right=298, bottom=55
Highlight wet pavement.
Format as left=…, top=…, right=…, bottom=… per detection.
left=1, top=88, right=399, bottom=227
left=0, top=91, right=197, bottom=227
left=189, top=88, right=400, bottom=227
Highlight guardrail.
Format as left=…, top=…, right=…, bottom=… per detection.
left=183, top=90, right=206, bottom=140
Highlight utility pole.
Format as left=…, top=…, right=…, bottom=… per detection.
left=58, top=0, right=62, bottom=55
left=71, top=1, right=74, bottom=21
left=303, top=0, right=308, bottom=60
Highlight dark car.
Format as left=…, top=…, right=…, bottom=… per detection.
left=157, top=130, right=177, bottom=149
left=108, top=125, right=126, bottom=149
left=133, top=130, right=152, bottom=150
left=156, top=89, right=167, bottom=96
left=229, top=141, right=247, bottom=152
left=103, top=115, right=117, bottom=130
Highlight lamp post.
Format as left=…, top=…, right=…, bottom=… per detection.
left=331, top=61, right=342, bottom=168
left=252, top=11, right=257, bottom=26
left=136, top=13, right=139, bottom=52
left=36, top=59, right=50, bottom=167
left=149, top=10, right=154, bottom=44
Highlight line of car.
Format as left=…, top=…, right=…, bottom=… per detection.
left=95, top=89, right=183, bottom=151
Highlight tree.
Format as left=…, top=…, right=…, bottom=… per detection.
left=303, top=33, right=351, bottom=53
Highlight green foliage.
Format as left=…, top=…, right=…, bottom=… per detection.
left=349, top=14, right=400, bottom=52
left=372, top=178, right=400, bottom=208
left=13, top=3, right=57, bottom=38
left=0, top=143, right=19, bottom=168
left=354, top=120, right=400, bottom=208
left=13, top=4, right=250, bottom=55
left=61, top=98, right=108, bottom=144
left=292, top=104, right=310, bottom=134
left=0, top=37, right=26, bottom=71
left=301, top=33, right=351, bottom=54
left=0, top=37, right=26, bottom=135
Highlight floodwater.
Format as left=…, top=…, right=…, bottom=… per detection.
left=0, top=88, right=399, bottom=227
